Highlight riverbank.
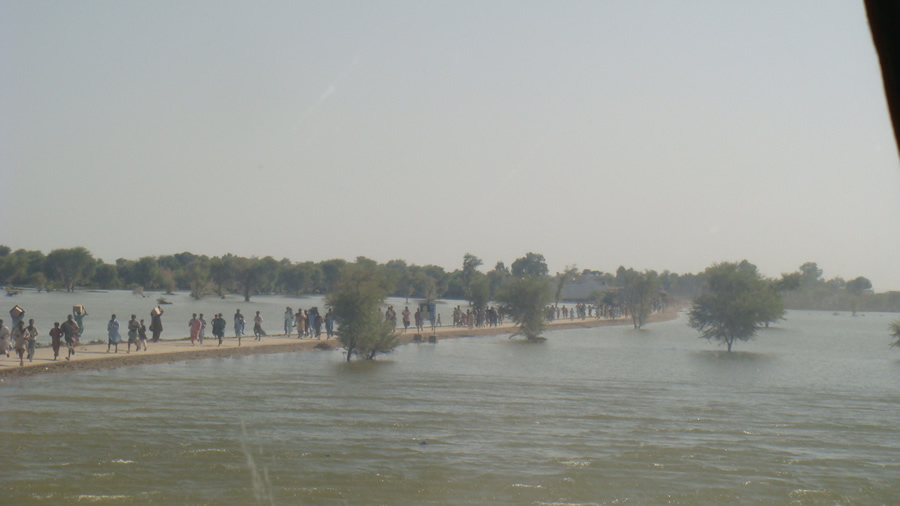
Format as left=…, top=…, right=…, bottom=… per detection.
left=0, top=306, right=683, bottom=381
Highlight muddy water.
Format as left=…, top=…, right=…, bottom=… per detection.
left=1, top=310, right=898, bottom=504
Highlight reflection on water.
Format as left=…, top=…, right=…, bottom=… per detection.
left=1, top=311, right=899, bottom=503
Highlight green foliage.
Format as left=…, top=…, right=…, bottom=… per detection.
left=230, top=256, right=280, bottom=301
left=326, top=263, right=397, bottom=361
left=320, top=258, right=348, bottom=293
left=688, top=261, right=782, bottom=352
left=773, top=272, right=802, bottom=293
left=846, top=276, right=873, bottom=316
left=469, top=275, right=491, bottom=309
left=799, top=262, right=824, bottom=289
left=461, top=253, right=483, bottom=301
left=487, top=261, right=511, bottom=301
left=132, top=256, right=161, bottom=289
left=782, top=262, right=897, bottom=312
left=619, top=268, right=660, bottom=329
left=511, top=252, right=549, bottom=278
left=846, top=276, right=873, bottom=295
left=496, top=275, right=552, bottom=340
left=890, top=320, right=900, bottom=349
left=92, top=261, right=121, bottom=289
left=45, top=247, right=96, bottom=292
left=185, top=258, right=212, bottom=299
left=554, top=265, right=579, bottom=304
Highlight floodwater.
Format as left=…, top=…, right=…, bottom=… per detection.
left=1, top=307, right=899, bottom=504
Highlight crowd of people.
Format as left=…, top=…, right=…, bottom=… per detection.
left=450, top=306, right=503, bottom=329
left=0, top=305, right=85, bottom=365
left=0, top=304, right=341, bottom=367
left=0, top=299, right=666, bottom=367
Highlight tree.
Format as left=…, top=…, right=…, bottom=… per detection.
left=554, top=265, right=579, bottom=305
left=185, top=258, right=212, bottom=299
left=461, top=253, right=482, bottom=300
left=485, top=261, right=508, bottom=297
left=620, top=268, right=660, bottom=329
left=890, top=320, right=900, bottom=349
left=0, top=251, right=29, bottom=286
left=412, top=269, right=438, bottom=301
left=688, top=261, right=780, bottom=352
left=279, top=262, right=313, bottom=296
left=511, top=252, right=549, bottom=278
left=92, top=261, right=121, bottom=289
left=209, top=255, right=235, bottom=297
left=846, top=276, right=873, bottom=316
left=469, top=274, right=490, bottom=309
left=132, top=256, right=161, bottom=289
left=495, top=275, right=552, bottom=340
left=319, top=258, right=348, bottom=293
left=760, top=272, right=802, bottom=327
left=384, top=259, right=410, bottom=299
left=44, top=247, right=96, bottom=292
left=326, top=263, right=397, bottom=361
left=799, top=262, right=824, bottom=289
left=233, top=256, right=280, bottom=302
left=159, top=268, right=177, bottom=294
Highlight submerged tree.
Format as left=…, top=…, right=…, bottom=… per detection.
left=495, top=275, right=552, bottom=340
left=45, top=247, right=96, bottom=292
left=759, top=272, right=802, bottom=327
left=688, top=261, right=780, bottom=352
left=846, top=276, right=873, bottom=316
left=619, top=268, right=660, bottom=329
left=327, top=263, right=397, bottom=361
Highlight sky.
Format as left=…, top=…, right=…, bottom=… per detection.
left=2, top=1, right=899, bottom=290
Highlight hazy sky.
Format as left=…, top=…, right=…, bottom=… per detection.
left=2, top=1, right=899, bottom=290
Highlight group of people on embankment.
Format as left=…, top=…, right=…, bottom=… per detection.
left=0, top=304, right=338, bottom=367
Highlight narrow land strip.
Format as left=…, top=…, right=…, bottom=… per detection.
left=0, top=307, right=683, bottom=381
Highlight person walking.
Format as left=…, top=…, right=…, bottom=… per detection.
left=198, top=314, right=207, bottom=344
left=107, top=314, right=122, bottom=353
left=234, top=309, right=245, bottom=341
left=149, top=307, right=164, bottom=342
left=49, top=322, right=63, bottom=360
left=294, top=309, right=305, bottom=339
left=74, top=307, right=88, bottom=338
left=12, top=321, right=27, bottom=366
left=60, top=315, right=79, bottom=360
left=284, top=307, right=294, bottom=337
left=188, top=314, right=202, bottom=345
left=253, top=311, right=264, bottom=341
left=402, top=306, right=411, bottom=333
left=10, top=306, right=25, bottom=332
left=212, top=313, right=226, bottom=346
left=0, top=320, right=9, bottom=358
left=25, top=319, right=38, bottom=362
left=138, top=319, right=149, bottom=351
left=324, top=308, right=335, bottom=339
left=127, top=315, right=140, bottom=353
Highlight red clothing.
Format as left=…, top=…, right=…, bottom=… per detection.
left=189, top=318, right=202, bottom=341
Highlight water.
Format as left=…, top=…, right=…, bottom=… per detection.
left=2, top=310, right=899, bottom=504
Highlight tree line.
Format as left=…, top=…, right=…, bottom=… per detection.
left=0, top=245, right=700, bottom=303
left=1, top=246, right=893, bottom=315
left=3, top=245, right=896, bottom=358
